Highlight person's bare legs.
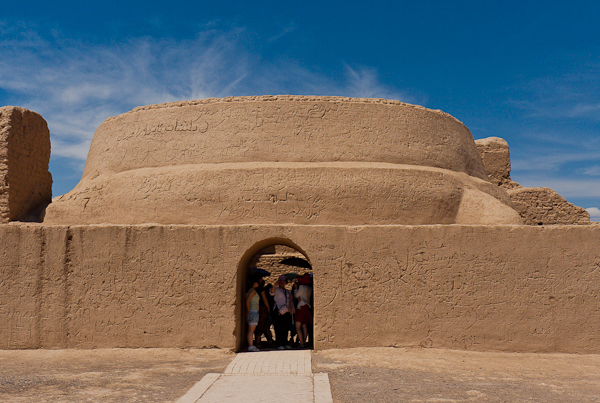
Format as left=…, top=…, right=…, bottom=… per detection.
left=302, top=324, right=308, bottom=346
left=295, top=321, right=305, bottom=347
left=247, top=324, right=257, bottom=347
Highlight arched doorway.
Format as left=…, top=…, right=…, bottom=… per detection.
left=235, top=238, right=313, bottom=352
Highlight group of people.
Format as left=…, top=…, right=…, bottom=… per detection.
left=246, top=272, right=313, bottom=352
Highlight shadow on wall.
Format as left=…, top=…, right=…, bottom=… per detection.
left=235, top=238, right=312, bottom=352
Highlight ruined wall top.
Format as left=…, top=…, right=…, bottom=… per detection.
left=475, top=136, right=591, bottom=225
left=0, top=106, right=52, bottom=223
left=82, top=96, right=488, bottom=181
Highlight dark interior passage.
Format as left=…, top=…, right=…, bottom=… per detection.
left=238, top=242, right=313, bottom=352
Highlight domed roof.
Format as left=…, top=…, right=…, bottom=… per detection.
left=44, top=96, right=522, bottom=226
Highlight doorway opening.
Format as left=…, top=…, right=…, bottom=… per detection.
left=235, top=238, right=313, bottom=352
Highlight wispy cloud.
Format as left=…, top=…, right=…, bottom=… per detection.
left=509, top=134, right=600, bottom=209
left=505, top=61, right=600, bottom=208
left=509, top=60, right=600, bottom=121
left=583, top=166, right=600, bottom=176
left=0, top=23, right=416, bottom=161
left=268, top=24, right=297, bottom=42
left=514, top=175, right=600, bottom=199
left=341, top=64, right=426, bottom=105
left=511, top=150, right=600, bottom=172
left=567, top=102, right=600, bottom=118
left=1, top=28, right=252, bottom=158
left=586, top=207, right=600, bottom=221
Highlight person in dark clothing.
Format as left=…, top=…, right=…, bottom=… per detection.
left=270, top=275, right=294, bottom=349
left=254, top=280, right=274, bottom=347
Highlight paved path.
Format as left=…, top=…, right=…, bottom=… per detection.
left=2, top=348, right=599, bottom=402
left=176, top=350, right=333, bottom=403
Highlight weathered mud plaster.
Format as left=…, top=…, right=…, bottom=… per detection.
left=44, top=96, right=522, bottom=226
left=2, top=96, right=598, bottom=354
left=2, top=224, right=599, bottom=353
left=508, top=187, right=591, bottom=225
left=475, top=136, right=590, bottom=225
left=0, top=106, right=52, bottom=222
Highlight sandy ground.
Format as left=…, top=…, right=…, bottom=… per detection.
left=0, top=348, right=233, bottom=403
left=2, top=347, right=600, bottom=402
left=314, top=347, right=600, bottom=402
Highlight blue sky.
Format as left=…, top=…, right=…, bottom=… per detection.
left=1, top=1, right=599, bottom=220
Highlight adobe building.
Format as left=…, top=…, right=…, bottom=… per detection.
left=0, top=97, right=599, bottom=353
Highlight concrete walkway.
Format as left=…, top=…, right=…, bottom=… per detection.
left=176, top=350, right=333, bottom=403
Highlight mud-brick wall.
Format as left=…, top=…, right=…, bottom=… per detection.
left=0, top=224, right=599, bottom=353
left=0, top=106, right=52, bottom=222
left=0, top=224, right=238, bottom=349
left=315, top=225, right=600, bottom=353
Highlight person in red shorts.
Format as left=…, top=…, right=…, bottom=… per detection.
left=293, top=273, right=313, bottom=348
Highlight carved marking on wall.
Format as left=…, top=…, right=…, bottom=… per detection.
left=128, top=116, right=208, bottom=137
left=343, top=262, right=374, bottom=281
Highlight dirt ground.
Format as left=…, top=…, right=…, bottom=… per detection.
left=0, top=348, right=233, bottom=403
left=1, top=347, right=600, bottom=402
left=314, top=347, right=600, bottom=402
